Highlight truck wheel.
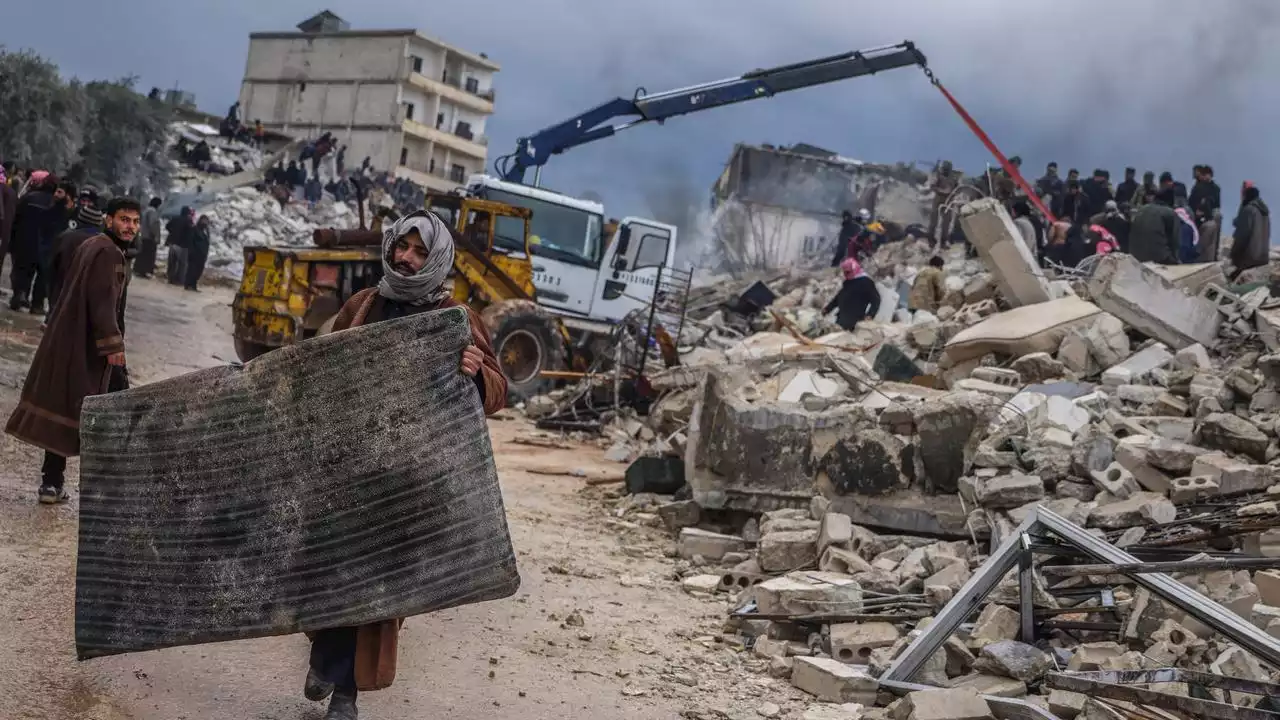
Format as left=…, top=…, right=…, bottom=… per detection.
left=481, top=301, right=566, bottom=402
left=234, top=337, right=273, bottom=363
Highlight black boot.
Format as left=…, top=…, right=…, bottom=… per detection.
left=326, top=688, right=357, bottom=719
left=304, top=667, right=334, bottom=701
left=9, top=292, right=28, bottom=311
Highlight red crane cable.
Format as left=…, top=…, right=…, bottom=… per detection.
left=929, top=76, right=1058, bottom=223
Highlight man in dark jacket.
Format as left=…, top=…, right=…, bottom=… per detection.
left=185, top=215, right=212, bottom=291
left=1230, top=182, right=1271, bottom=280
left=8, top=175, right=64, bottom=312
left=831, top=211, right=862, bottom=267
left=1091, top=200, right=1132, bottom=254
left=825, top=257, right=881, bottom=330
left=1057, top=180, right=1090, bottom=225
left=1036, top=162, right=1064, bottom=205
left=1082, top=169, right=1113, bottom=215
left=165, top=207, right=195, bottom=285
left=1129, top=189, right=1180, bottom=264
left=1160, top=172, right=1188, bottom=207
left=135, top=197, right=163, bottom=278
left=1189, top=165, right=1222, bottom=224
left=1115, top=168, right=1139, bottom=208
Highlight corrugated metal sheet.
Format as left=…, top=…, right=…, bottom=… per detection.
left=75, top=307, right=519, bottom=659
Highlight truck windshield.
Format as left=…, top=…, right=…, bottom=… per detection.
left=481, top=188, right=602, bottom=268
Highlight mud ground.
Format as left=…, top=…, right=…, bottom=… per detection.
left=0, top=278, right=808, bottom=720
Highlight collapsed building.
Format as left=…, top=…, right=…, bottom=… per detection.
left=531, top=196, right=1280, bottom=719
left=706, top=143, right=932, bottom=272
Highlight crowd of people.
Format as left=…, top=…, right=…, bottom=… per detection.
left=930, top=160, right=1271, bottom=281
left=0, top=164, right=211, bottom=321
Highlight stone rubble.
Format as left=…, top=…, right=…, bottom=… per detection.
left=545, top=196, right=1280, bottom=717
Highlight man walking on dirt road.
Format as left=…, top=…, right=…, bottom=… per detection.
left=5, top=197, right=139, bottom=504
left=305, top=210, right=507, bottom=719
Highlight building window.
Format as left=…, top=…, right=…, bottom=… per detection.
left=436, top=113, right=444, bottom=129
left=403, top=102, right=415, bottom=121
left=464, top=77, right=479, bottom=94
left=450, top=164, right=466, bottom=183
left=429, top=158, right=436, bottom=173
left=411, top=55, right=424, bottom=73
left=400, top=148, right=409, bottom=166
left=455, top=121, right=473, bottom=140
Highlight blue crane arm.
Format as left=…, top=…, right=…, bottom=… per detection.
left=495, top=42, right=926, bottom=183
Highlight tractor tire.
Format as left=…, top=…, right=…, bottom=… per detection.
left=233, top=337, right=274, bottom=363
left=481, top=300, right=567, bottom=403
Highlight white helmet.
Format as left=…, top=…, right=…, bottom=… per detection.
left=858, top=208, right=871, bottom=221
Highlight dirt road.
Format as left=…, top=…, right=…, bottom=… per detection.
left=0, top=279, right=805, bottom=720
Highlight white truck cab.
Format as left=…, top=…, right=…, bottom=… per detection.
left=466, top=174, right=678, bottom=326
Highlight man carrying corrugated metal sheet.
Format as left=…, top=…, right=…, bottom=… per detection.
left=303, top=210, right=508, bottom=719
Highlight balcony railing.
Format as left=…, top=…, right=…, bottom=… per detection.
left=433, top=120, right=489, bottom=146
left=439, top=72, right=496, bottom=103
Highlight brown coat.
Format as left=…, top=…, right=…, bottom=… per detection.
left=328, top=287, right=507, bottom=690
left=908, top=266, right=947, bottom=313
left=6, top=235, right=127, bottom=457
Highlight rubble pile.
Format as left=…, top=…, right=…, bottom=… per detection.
left=192, top=187, right=360, bottom=276
left=572, top=198, right=1280, bottom=718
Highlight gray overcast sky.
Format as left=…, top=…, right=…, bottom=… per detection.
left=4, top=0, right=1278, bottom=220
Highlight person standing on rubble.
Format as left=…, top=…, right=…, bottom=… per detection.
left=164, top=206, right=194, bottom=285
left=908, top=256, right=947, bottom=316
left=134, top=197, right=162, bottom=278
left=1115, top=168, right=1139, bottom=208
left=8, top=173, right=64, bottom=314
left=184, top=215, right=211, bottom=292
left=1189, top=165, right=1221, bottom=222
left=927, top=160, right=958, bottom=243
left=1082, top=169, right=1113, bottom=215
left=1128, top=188, right=1180, bottom=264
left=1011, top=200, right=1039, bottom=259
left=1091, top=200, right=1131, bottom=254
left=1036, top=162, right=1064, bottom=209
left=824, top=256, right=880, bottom=330
left=301, top=211, right=507, bottom=720
left=1229, top=182, right=1271, bottom=280
left=6, top=197, right=138, bottom=504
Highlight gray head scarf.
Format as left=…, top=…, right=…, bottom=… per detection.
left=377, top=212, right=454, bottom=305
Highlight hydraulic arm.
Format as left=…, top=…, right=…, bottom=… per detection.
left=494, top=43, right=927, bottom=184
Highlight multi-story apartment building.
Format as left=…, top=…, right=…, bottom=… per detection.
left=238, top=10, right=498, bottom=193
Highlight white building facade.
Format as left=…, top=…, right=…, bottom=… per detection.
left=238, top=12, right=499, bottom=193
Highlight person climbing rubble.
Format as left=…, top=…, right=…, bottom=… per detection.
left=303, top=211, right=508, bottom=720
left=907, top=255, right=946, bottom=316
left=927, top=160, right=958, bottom=243
left=823, top=256, right=880, bottom=331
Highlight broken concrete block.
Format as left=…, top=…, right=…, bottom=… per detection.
left=1011, top=352, right=1067, bottom=384
left=1173, top=343, right=1212, bottom=371
left=682, top=574, right=722, bottom=595
left=976, top=473, right=1045, bottom=510
left=752, top=572, right=863, bottom=616
left=791, top=656, right=879, bottom=704
left=753, top=636, right=790, bottom=659
left=1065, top=642, right=1126, bottom=671
left=1152, top=392, right=1190, bottom=417
left=1170, top=475, right=1220, bottom=504
left=889, top=686, right=993, bottom=720
left=924, top=560, right=971, bottom=593
left=1255, top=570, right=1280, bottom=606
left=1116, top=384, right=1164, bottom=407
left=1228, top=367, right=1263, bottom=398
left=1146, top=438, right=1209, bottom=475
left=1087, top=491, right=1176, bottom=529
left=820, top=546, right=873, bottom=575
left=830, top=621, right=901, bottom=664
left=1009, top=497, right=1090, bottom=526
left=959, top=198, right=1052, bottom=308
left=678, top=528, right=746, bottom=561
left=1091, top=462, right=1140, bottom=499
left=1087, top=253, right=1223, bottom=350
left=969, top=604, right=1020, bottom=647
left=947, top=296, right=1103, bottom=365
left=810, top=495, right=833, bottom=521
left=1199, top=413, right=1270, bottom=462
left=974, top=640, right=1053, bottom=682
left=1048, top=689, right=1087, bottom=719
left=913, top=392, right=1003, bottom=494
left=658, top=500, right=701, bottom=532
left=1083, top=314, right=1133, bottom=369
left=759, top=529, right=820, bottom=572
left=1102, top=344, right=1173, bottom=388
left=1058, top=330, right=1099, bottom=376
left=1209, top=645, right=1271, bottom=683
left=819, top=513, right=854, bottom=556
left=1071, top=433, right=1116, bottom=477
left=948, top=673, right=1027, bottom=698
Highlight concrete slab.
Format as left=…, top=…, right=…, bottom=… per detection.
left=944, top=296, right=1104, bottom=364
left=1148, top=262, right=1227, bottom=295
left=959, top=198, right=1052, bottom=307
left=1100, top=343, right=1172, bottom=387
left=1086, top=254, right=1222, bottom=350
